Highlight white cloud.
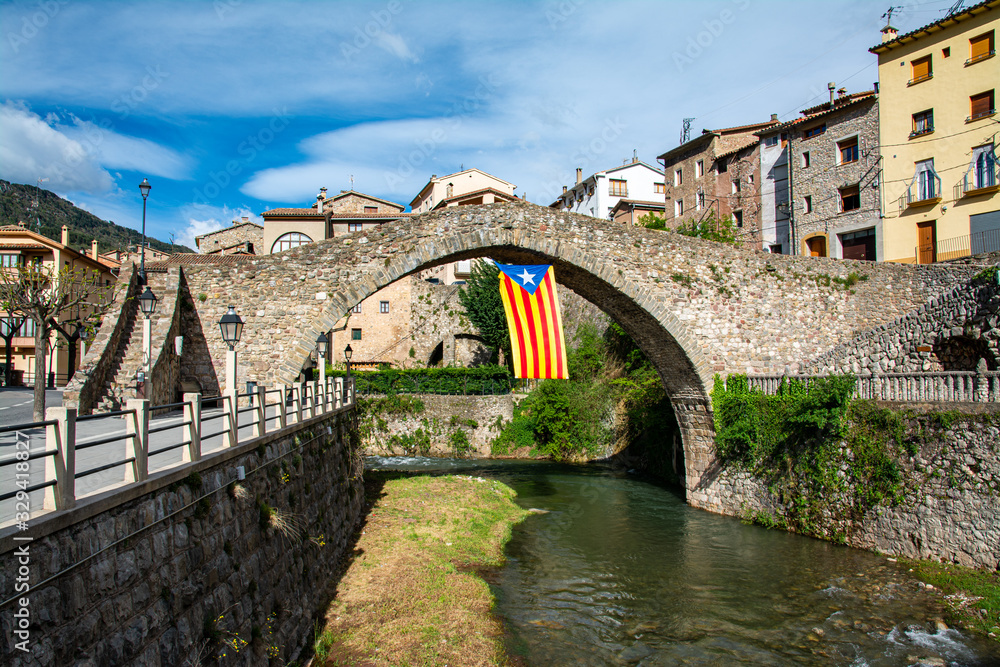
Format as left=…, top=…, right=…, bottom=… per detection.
left=0, top=101, right=113, bottom=193
left=375, top=32, right=418, bottom=63
left=177, top=204, right=263, bottom=251
left=60, top=117, right=193, bottom=180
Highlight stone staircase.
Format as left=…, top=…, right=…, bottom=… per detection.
left=95, top=270, right=170, bottom=411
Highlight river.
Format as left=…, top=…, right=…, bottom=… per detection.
left=366, top=456, right=1000, bottom=666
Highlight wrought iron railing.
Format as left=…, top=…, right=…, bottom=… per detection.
left=914, top=227, right=1000, bottom=263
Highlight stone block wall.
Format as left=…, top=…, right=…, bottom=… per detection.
left=363, top=394, right=513, bottom=457
left=0, top=409, right=363, bottom=666
left=701, top=411, right=1000, bottom=570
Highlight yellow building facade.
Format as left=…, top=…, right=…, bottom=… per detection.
left=872, top=0, right=999, bottom=263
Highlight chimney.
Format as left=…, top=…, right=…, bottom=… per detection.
left=881, top=24, right=898, bottom=43
left=446, top=182, right=454, bottom=198
left=61, top=225, right=69, bottom=245
left=837, top=87, right=847, bottom=99
left=828, top=82, right=836, bottom=106
left=770, top=113, right=778, bottom=122
left=91, top=239, right=98, bottom=260
left=576, top=168, right=582, bottom=184
left=562, top=186, right=568, bottom=194
left=632, top=149, right=638, bottom=164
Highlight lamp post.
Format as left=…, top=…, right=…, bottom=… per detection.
left=316, top=332, right=329, bottom=385
left=218, top=305, right=244, bottom=400
left=138, top=178, right=151, bottom=284
left=343, top=344, right=352, bottom=405
left=79, top=324, right=90, bottom=360
left=137, top=287, right=158, bottom=398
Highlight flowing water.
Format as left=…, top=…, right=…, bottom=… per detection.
left=366, top=456, right=1000, bottom=666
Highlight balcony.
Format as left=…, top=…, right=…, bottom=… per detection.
left=954, top=162, right=1000, bottom=199
left=966, top=108, right=996, bottom=123
left=900, top=173, right=942, bottom=213
left=908, top=126, right=934, bottom=139
left=915, top=227, right=1000, bottom=263
left=965, top=49, right=995, bottom=66
left=907, top=72, right=933, bottom=86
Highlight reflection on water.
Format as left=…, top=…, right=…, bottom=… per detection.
left=366, top=456, right=1000, bottom=666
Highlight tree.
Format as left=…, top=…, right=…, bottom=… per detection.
left=0, top=262, right=114, bottom=421
left=0, top=315, right=24, bottom=386
left=640, top=210, right=741, bottom=246
left=457, top=260, right=512, bottom=371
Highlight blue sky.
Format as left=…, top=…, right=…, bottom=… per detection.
left=0, top=0, right=957, bottom=249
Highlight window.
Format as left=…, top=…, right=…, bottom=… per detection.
left=804, top=124, right=825, bottom=139
left=379, top=301, right=389, bottom=314
left=351, top=303, right=362, bottom=314
left=696, top=192, right=705, bottom=210
left=696, top=160, right=704, bottom=177
left=764, top=135, right=778, bottom=147
left=351, top=328, right=362, bottom=341
left=839, top=184, right=861, bottom=212
left=364, top=206, right=378, bottom=213
left=654, top=183, right=665, bottom=194
left=801, top=152, right=811, bottom=168
left=348, top=222, right=363, bottom=232
left=838, top=137, right=859, bottom=164
left=968, top=31, right=994, bottom=65
left=804, top=195, right=813, bottom=213
left=732, top=179, right=740, bottom=194
left=0, top=317, right=25, bottom=336
left=915, top=159, right=939, bottom=201
left=969, top=90, right=995, bottom=121
left=770, top=244, right=783, bottom=254
left=780, top=132, right=788, bottom=148
left=911, top=109, right=934, bottom=137
left=910, top=55, right=932, bottom=84
left=972, top=144, right=998, bottom=190
left=942, top=47, right=950, bottom=58
left=1, top=254, right=20, bottom=268
left=674, top=169, right=683, bottom=186
left=270, top=232, right=312, bottom=253
left=674, top=199, right=684, bottom=216
left=717, top=159, right=728, bottom=173
left=609, top=179, right=627, bottom=196
left=733, top=210, right=744, bottom=228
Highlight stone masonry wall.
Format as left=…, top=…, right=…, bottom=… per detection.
left=0, top=409, right=363, bottom=666
left=363, top=394, right=513, bottom=457
left=704, top=411, right=1000, bottom=570
left=804, top=269, right=1000, bottom=374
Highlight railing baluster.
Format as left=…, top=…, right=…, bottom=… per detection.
left=44, top=407, right=76, bottom=511
left=183, top=393, right=201, bottom=462
left=253, top=385, right=267, bottom=437
left=125, top=399, right=149, bottom=483
left=277, top=384, right=288, bottom=429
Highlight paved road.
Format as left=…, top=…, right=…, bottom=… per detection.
left=0, top=387, right=63, bottom=426
left=0, top=398, right=291, bottom=527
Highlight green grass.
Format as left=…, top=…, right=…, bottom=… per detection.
left=905, top=559, right=1000, bottom=641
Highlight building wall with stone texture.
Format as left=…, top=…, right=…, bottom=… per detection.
left=0, top=409, right=363, bottom=667
left=330, top=278, right=413, bottom=367
left=363, top=394, right=513, bottom=457
left=196, top=222, right=263, bottom=255
left=323, top=192, right=403, bottom=215
left=704, top=410, right=1000, bottom=570
left=789, top=96, right=880, bottom=259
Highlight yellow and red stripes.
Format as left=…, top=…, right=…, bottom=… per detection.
left=499, top=266, right=569, bottom=379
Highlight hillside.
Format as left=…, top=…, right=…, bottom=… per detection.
left=0, top=180, right=192, bottom=254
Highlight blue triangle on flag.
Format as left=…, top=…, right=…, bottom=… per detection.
left=496, top=264, right=550, bottom=295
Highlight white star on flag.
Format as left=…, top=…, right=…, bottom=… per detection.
left=517, top=268, right=536, bottom=285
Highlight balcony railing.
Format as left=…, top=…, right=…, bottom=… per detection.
left=965, top=49, right=995, bottom=66
left=908, top=126, right=934, bottom=138
left=907, top=73, right=933, bottom=86
left=967, top=108, right=996, bottom=123
left=899, top=172, right=942, bottom=213
left=954, top=161, right=1000, bottom=198
left=914, top=227, right=1000, bottom=263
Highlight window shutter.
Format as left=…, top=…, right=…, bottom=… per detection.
left=971, top=92, right=993, bottom=118
left=970, top=32, right=992, bottom=60
left=912, top=57, right=931, bottom=80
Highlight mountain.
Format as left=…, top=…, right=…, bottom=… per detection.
left=0, top=180, right=193, bottom=254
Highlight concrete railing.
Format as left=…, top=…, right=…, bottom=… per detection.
left=0, top=376, right=355, bottom=525
left=742, top=370, right=1000, bottom=403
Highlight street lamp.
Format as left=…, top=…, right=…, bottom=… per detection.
left=316, top=332, right=329, bottom=385
left=138, top=287, right=158, bottom=319
left=138, top=178, right=151, bottom=284
left=219, top=305, right=244, bottom=402
left=343, top=344, right=353, bottom=405
left=137, top=287, right=157, bottom=398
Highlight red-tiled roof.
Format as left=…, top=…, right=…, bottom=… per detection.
left=147, top=254, right=251, bottom=268
left=195, top=221, right=263, bottom=241
left=327, top=190, right=405, bottom=210
left=431, top=188, right=520, bottom=210
left=328, top=212, right=410, bottom=219
left=800, top=90, right=877, bottom=117
left=711, top=120, right=780, bottom=135
left=714, top=137, right=760, bottom=160
left=261, top=208, right=322, bottom=217
left=769, top=92, right=877, bottom=132
left=870, top=0, right=997, bottom=53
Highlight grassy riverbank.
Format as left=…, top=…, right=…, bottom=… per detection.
left=905, top=559, right=1000, bottom=642
left=313, top=473, right=528, bottom=666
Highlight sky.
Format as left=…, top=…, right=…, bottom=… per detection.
left=0, top=0, right=961, bottom=250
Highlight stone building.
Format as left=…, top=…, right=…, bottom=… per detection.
left=195, top=217, right=263, bottom=255
left=260, top=189, right=408, bottom=255
left=871, top=0, right=1000, bottom=263
left=758, top=88, right=880, bottom=259
left=657, top=119, right=779, bottom=246
left=409, top=168, right=518, bottom=214
left=610, top=199, right=667, bottom=226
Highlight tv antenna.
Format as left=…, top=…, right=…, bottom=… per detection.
left=881, top=6, right=903, bottom=26
left=680, top=118, right=695, bottom=144
left=944, top=0, right=964, bottom=17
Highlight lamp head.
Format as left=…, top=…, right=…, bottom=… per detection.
left=344, top=344, right=353, bottom=362
left=316, top=332, right=329, bottom=357
left=218, top=305, right=244, bottom=350
left=138, top=287, right=158, bottom=318
left=139, top=178, right=151, bottom=199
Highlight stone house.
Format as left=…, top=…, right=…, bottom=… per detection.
left=610, top=199, right=666, bottom=226
left=260, top=189, right=408, bottom=255
left=758, top=88, right=881, bottom=260
left=549, top=158, right=664, bottom=221
left=657, top=119, right=779, bottom=246
left=409, top=168, right=518, bottom=214
left=195, top=217, right=263, bottom=255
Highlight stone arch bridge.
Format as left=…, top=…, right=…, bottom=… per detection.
left=69, top=200, right=977, bottom=510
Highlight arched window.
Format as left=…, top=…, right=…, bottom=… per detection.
left=271, top=232, right=312, bottom=253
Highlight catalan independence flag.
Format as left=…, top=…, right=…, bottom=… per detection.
left=497, top=263, right=569, bottom=379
